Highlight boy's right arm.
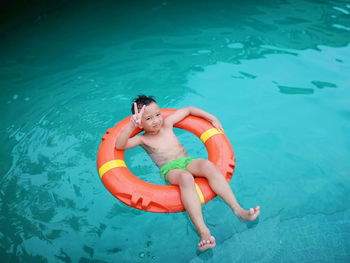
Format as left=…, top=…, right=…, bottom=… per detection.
left=115, top=103, right=145, bottom=150
left=115, top=122, right=142, bottom=150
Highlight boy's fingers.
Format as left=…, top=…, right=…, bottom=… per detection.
left=133, top=103, right=138, bottom=114
left=213, top=121, right=224, bottom=132
left=131, top=117, right=137, bottom=127
left=140, top=105, right=146, bottom=116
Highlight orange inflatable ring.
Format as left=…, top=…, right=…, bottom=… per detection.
left=97, top=109, right=235, bottom=213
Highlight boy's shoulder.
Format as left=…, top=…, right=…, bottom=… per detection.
left=163, top=117, right=174, bottom=127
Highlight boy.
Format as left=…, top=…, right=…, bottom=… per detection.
left=115, top=95, right=260, bottom=251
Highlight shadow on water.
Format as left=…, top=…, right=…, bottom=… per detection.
left=0, top=0, right=350, bottom=262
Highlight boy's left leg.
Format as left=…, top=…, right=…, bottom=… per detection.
left=167, top=169, right=216, bottom=251
left=186, top=159, right=260, bottom=221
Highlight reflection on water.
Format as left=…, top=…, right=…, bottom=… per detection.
left=1, top=0, right=350, bottom=262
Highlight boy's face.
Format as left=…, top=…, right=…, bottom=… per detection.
left=141, top=102, right=163, bottom=133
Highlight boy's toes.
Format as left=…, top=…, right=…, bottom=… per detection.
left=250, top=206, right=260, bottom=214
left=235, top=206, right=261, bottom=222
left=245, top=206, right=260, bottom=220
left=198, top=236, right=216, bottom=251
left=250, top=207, right=260, bottom=220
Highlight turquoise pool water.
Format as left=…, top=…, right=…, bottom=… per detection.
left=1, top=0, right=350, bottom=262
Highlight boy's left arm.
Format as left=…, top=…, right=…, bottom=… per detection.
left=164, top=106, right=224, bottom=131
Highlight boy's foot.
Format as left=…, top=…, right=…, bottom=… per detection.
left=234, top=206, right=260, bottom=221
left=198, top=233, right=216, bottom=251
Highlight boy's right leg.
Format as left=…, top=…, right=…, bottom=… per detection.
left=186, top=159, right=260, bottom=221
left=167, top=169, right=216, bottom=251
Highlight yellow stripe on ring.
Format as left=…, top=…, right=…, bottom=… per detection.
left=195, top=183, right=205, bottom=204
left=99, top=160, right=126, bottom=178
left=200, top=128, right=224, bottom=143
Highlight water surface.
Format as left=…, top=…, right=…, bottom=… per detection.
left=1, top=0, right=350, bottom=262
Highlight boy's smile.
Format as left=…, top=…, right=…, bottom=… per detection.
left=141, top=102, right=163, bottom=134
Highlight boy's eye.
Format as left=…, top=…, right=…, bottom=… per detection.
left=146, top=117, right=151, bottom=120
left=156, top=113, right=161, bottom=116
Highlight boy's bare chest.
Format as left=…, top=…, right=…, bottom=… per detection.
left=142, top=129, right=179, bottom=149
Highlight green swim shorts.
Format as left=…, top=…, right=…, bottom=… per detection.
left=160, top=156, right=194, bottom=180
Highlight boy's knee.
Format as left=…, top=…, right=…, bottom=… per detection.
left=199, top=159, right=217, bottom=173
left=178, top=171, right=194, bottom=187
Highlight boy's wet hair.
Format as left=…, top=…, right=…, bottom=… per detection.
left=131, top=95, right=156, bottom=114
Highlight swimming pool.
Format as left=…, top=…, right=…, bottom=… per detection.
left=1, top=0, right=349, bottom=262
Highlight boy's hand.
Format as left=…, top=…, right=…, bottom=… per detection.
left=211, top=118, right=224, bottom=132
left=131, top=103, right=145, bottom=128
